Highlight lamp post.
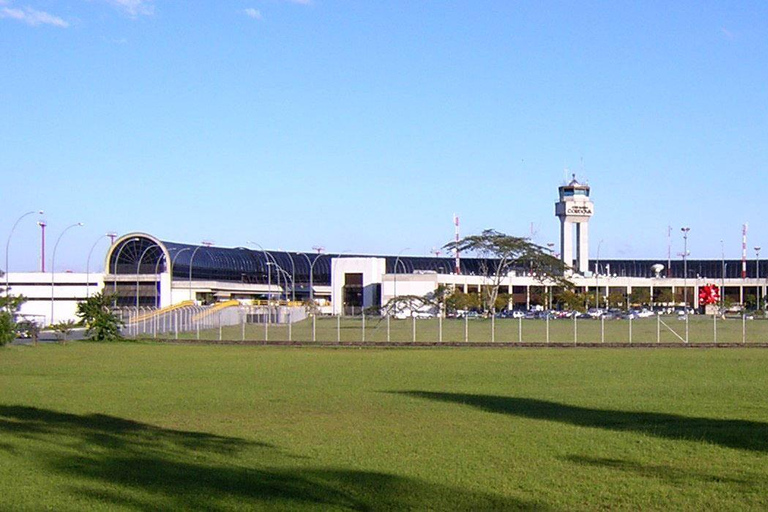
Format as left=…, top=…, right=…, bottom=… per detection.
left=392, top=248, right=410, bottom=316
left=188, top=242, right=212, bottom=303
left=721, top=240, right=725, bottom=314
left=300, top=252, right=321, bottom=308
left=153, top=253, right=167, bottom=308
left=596, top=239, right=604, bottom=310
left=275, top=266, right=293, bottom=302
left=265, top=261, right=274, bottom=325
left=111, top=237, right=139, bottom=307
left=247, top=242, right=282, bottom=306
left=86, top=232, right=116, bottom=298
left=5, top=210, right=43, bottom=298
left=284, top=252, right=296, bottom=302
left=136, top=244, right=159, bottom=308
left=168, top=247, right=191, bottom=306
left=681, top=227, right=690, bottom=343
left=50, top=222, right=83, bottom=324
left=546, top=243, right=555, bottom=310
left=755, top=246, right=761, bottom=311
left=268, top=261, right=285, bottom=302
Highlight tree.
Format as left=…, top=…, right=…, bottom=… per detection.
left=656, top=289, right=675, bottom=306
left=16, top=319, right=40, bottom=345
left=607, top=291, right=627, bottom=309
left=554, top=289, right=585, bottom=312
left=382, top=294, right=434, bottom=318
left=629, top=288, right=650, bottom=306
left=76, top=292, right=123, bottom=341
left=444, top=230, right=570, bottom=317
left=444, top=291, right=481, bottom=315
left=428, top=284, right=451, bottom=313
left=0, top=293, right=26, bottom=346
left=51, top=320, right=77, bottom=343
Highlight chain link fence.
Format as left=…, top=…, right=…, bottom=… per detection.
left=117, top=304, right=308, bottom=340
left=117, top=307, right=768, bottom=344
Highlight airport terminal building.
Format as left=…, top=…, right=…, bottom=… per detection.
left=7, top=179, right=766, bottom=325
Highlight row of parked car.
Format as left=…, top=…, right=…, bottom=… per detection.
left=456, top=308, right=700, bottom=320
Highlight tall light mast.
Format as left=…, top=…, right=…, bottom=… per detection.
left=453, top=214, right=461, bottom=274
left=742, top=223, right=748, bottom=279
left=38, top=221, right=47, bottom=272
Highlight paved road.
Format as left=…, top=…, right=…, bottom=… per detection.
left=12, top=328, right=87, bottom=345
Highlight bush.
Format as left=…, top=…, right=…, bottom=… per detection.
left=0, top=293, right=26, bottom=346
left=76, top=292, right=123, bottom=341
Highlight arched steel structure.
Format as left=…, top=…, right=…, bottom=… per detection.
left=104, top=233, right=753, bottom=308
left=106, top=234, right=337, bottom=290
left=105, top=234, right=510, bottom=289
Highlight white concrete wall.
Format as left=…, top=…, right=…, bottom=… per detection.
left=6, top=272, right=104, bottom=325
left=381, top=274, right=438, bottom=304
left=331, top=257, right=386, bottom=315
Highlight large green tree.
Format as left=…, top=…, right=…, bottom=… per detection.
left=76, top=292, right=123, bottom=341
left=0, top=293, right=26, bottom=346
left=629, top=288, right=651, bottom=306
left=444, top=230, right=570, bottom=316
left=444, top=291, right=482, bottom=314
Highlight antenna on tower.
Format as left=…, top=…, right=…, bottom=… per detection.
left=667, top=225, right=671, bottom=278
left=529, top=222, right=538, bottom=241
left=453, top=214, right=461, bottom=275
left=37, top=220, right=47, bottom=272
left=742, top=223, right=749, bottom=279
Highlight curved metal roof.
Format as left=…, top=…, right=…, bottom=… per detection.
left=106, top=233, right=759, bottom=285
left=106, top=234, right=336, bottom=287
left=105, top=233, right=529, bottom=286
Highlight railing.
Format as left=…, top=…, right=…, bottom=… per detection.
left=117, top=304, right=308, bottom=339
left=115, top=309, right=768, bottom=345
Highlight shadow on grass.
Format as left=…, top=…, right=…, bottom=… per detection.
left=565, top=455, right=755, bottom=486
left=0, top=405, right=540, bottom=510
left=394, top=392, right=768, bottom=453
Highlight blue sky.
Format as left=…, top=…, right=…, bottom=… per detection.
left=2, top=1, right=767, bottom=272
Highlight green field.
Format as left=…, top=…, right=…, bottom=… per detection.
left=167, top=315, right=768, bottom=344
left=1, top=344, right=767, bottom=510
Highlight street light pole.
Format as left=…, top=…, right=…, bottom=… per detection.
left=153, top=253, right=167, bottom=308
left=681, top=227, right=690, bottom=343
left=247, top=242, right=283, bottom=309
left=392, top=248, right=410, bottom=317
left=188, top=245, right=205, bottom=303
left=5, top=210, right=43, bottom=298
left=86, top=232, right=116, bottom=298
left=136, top=244, right=159, bottom=308
left=50, top=222, right=83, bottom=324
left=300, top=252, right=321, bottom=308
left=596, top=239, right=603, bottom=310
left=284, top=252, right=296, bottom=302
left=111, top=237, right=139, bottom=307
left=755, top=246, right=761, bottom=311
left=265, top=261, right=273, bottom=325
left=721, top=240, right=725, bottom=314
left=169, top=247, right=191, bottom=306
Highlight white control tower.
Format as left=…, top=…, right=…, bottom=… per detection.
left=555, top=176, right=594, bottom=274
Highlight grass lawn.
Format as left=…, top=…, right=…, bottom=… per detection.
left=169, top=315, right=768, bottom=344
left=1, top=343, right=767, bottom=510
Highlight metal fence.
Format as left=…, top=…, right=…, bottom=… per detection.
left=117, top=304, right=308, bottom=340
left=117, top=308, right=768, bottom=344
